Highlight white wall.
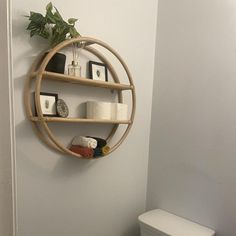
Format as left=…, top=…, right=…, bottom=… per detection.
left=147, top=0, right=236, bottom=235
left=12, top=1, right=158, bottom=236
left=0, top=0, right=14, bottom=235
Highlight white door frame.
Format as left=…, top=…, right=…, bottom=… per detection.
left=0, top=0, right=17, bottom=235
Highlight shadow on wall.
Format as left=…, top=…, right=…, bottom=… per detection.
left=12, top=12, right=48, bottom=54
left=15, top=119, right=95, bottom=180
left=121, top=224, right=139, bottom=236
left=51, top=156, right=96, bottom=179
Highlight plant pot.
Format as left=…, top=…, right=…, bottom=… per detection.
left=45, top=52, right=66, bottom=74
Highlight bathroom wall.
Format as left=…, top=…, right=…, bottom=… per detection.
left=12, top=0, right=158, bottom=236
left=0, top=0, right=14, bottom=235
left=147, top=0, right=236, bottom=235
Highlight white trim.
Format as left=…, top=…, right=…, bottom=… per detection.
left=6, top=0, right=18, bottom=235
left=0, top=0, right=16, bottom=234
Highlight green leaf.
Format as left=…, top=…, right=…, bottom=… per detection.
left=25, top=2, right=81, bottom=47
left=69, top=27, right=80, bottom=37
left=45, top=10, right=56, bottom=24
left=30, top=30, right=36, bottom=37
left=50, top=32, right=66, bottom=47
left=26, top=22, right=38, bottom=30
left=39, top=30, right=49, bottom=39
left=29, top=12, right=45, bottom=23
left=46, top=2, right=53, bottom=12
left=54, top=7, right=63, bottom=21
left=68, top=18, right=77, bottom=25
left=29, top=11, right=35, bottom=17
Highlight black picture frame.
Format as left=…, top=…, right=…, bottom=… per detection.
left=35, top=92, right=58, bottom=117
left=88, top=61, right=108, bottom=82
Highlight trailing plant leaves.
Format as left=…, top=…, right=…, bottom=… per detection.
left=54, top=7, right=64, bottom=21
left=69, top=27, right=80, bottom=37
left=26, top=21, right=37, bottom=30
left=45, top=10, right=56, bottom=24
left=26, top=12, right=49, bottom=38
left=26, top=2, right=81, bottom=47
left=68, top=18, right=78, bottom=25
left=46, top=2, right=53, bottom=12
left=28, top=12, right=45, bottom=23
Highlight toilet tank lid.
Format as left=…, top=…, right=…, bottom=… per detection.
left=138, top=209, right=215, bottom=236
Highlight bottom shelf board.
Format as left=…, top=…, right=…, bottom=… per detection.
left=30, top=116, right=131, bottom=124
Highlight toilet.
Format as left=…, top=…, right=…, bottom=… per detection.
left=138, top=209, right=215, bottom=236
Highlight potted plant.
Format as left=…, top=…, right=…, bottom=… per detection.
left=26, top=2, right=80, bottom=74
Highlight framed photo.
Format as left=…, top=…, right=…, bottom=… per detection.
left=89, top=61, right=108, bottom=82
left=35, top=92, right=58, bottom=116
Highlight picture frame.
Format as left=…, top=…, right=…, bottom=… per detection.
left=88, top=61, right=108, bottom=82
left=35, top=92, right=58, bottom=117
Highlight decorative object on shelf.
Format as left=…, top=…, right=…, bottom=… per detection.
left=86, top=101, right=112, bottom=120
left=93, top=145, right=110, bottom=157
left=87, top=137, right=107, bottom=148
left=86, top=101, right=128, bottom=120
left=68, top=60, right=81, bottom=76
left=112, top=103, right=128, bottom=120
left=93, top=147, right=103, bottom=157
left=36, top=92, right=58, bottom=116
left=56, top=99, right=69, bottom=118
left=89, top=61, right=108, bottom=82
left=45, top=52, right=66, bottom=74
left=102, top=146, right=110, bottom=155
left=24, top=36, right=136, bottom=159
left=90, top=137, right=108, bottom=158
left=25, top=2, right=80, bottom=74
left=72, top=136, right=97, bottom=149
left=69, top=145, right=94, bottom=158
left=70, top=136, right=109, bottom=158
left=67, top=43, right=83, bottom=77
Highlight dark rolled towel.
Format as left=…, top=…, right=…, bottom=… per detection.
left=93, top=148, right=103, bottom=158
left=87, top=137, right=107, bottom=148
left=69, top=145, right=94, bottom=158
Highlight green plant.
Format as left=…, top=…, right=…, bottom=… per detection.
left=26, top=2, right=80, bottom=47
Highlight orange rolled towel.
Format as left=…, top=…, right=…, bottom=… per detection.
left=69, top=145, right=94, bottom=158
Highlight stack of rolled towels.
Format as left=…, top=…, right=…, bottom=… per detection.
left=69, top=136, right=110, bottom=158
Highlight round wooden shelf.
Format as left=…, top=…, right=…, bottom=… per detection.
left=24, top=36, right=136, bottom=159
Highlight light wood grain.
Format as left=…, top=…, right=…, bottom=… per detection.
left=31, top=71, right=133, bottom=90
left=25, top=36, right=136, bottom=159
left=30, top=117, right=132, bottom=124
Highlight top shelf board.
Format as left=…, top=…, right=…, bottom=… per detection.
left=31, top=71, right=134, bottom=91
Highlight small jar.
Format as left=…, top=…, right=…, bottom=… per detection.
left=68, top=60, right=81, bottom=77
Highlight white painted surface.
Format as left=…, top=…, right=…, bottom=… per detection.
left=139, top=209, right=215, bottom=236
left=0, top=0, right=14, bottom=235
left=12, top=0, right=158, bottom=236
left=147, top=0, right=236, bottom=236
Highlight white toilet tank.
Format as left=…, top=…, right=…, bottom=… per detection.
left=138, top=209, right=215, bottom=236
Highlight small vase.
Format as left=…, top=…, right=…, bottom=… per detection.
left=68, top=60, right=81, bottom=77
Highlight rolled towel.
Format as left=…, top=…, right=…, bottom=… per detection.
left=102, top=145, right=110, bottom=155
left=93, top=148, right=103, bottom=158
left=72, top=136, right=97, bottom=149
left=69, top=145, right=94, bottom=158
left=87, top=136, right=107, bottom=148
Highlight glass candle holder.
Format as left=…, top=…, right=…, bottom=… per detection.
left=68, top=60, right=81, bottom=77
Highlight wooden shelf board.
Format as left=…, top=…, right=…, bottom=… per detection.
left=31, top=71, right=133, bottom=91
left=30, top=116, right=131, bottom=124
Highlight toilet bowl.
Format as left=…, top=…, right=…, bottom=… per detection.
left=138, top=209, right=215, bottom=236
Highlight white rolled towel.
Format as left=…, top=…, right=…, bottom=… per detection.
left=72, top=136, right=97, bottom=149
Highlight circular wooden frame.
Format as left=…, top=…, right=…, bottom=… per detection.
left=24, top=36, right=136, bottom=159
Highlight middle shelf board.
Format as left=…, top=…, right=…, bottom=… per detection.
left=30, top=116, right=132, bottom=124
left=31, top=71, right=133, bottom=91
